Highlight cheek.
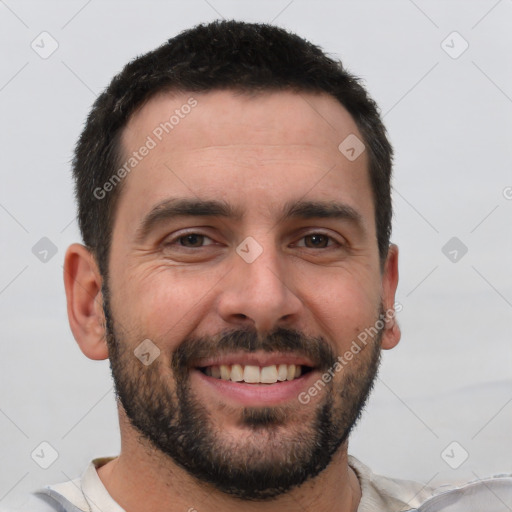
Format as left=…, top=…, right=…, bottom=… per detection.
left=301, top=268, right=381, bottom=345
left=114, top=264, right=217, bottom=342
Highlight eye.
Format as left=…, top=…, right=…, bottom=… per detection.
left=166, top=232, right=216, bottom=248
left=296, top=233, right=339, bottom=249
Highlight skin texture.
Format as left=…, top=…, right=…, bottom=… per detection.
left=64, top=90, right=400, bottom=512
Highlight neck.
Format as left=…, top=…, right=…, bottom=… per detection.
left=97, top=409, right=361, bottom=512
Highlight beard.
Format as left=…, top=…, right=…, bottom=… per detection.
left=102, top=284, right=383, bottom=500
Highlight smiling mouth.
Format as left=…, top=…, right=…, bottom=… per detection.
left=198, top=363, right=313, bottom=384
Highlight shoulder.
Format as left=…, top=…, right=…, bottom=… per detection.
left=348, top=455, right=435, bottom=511
left=349, top=456, right=512, bottom=512
left=0, top=492, right=68, bottom=512
left=5, top=457, right=117, bottom=512
left=417, top=473, right=512, bottom=511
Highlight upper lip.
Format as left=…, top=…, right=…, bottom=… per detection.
left=193, top=351, right=316, bottom=369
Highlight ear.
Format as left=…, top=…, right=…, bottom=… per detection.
left=380, top=243, right=401, bottom=350
left=63, top=243, right=109, bottom=360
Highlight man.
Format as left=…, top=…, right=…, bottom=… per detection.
left=23, top=20, right=512, bottom=512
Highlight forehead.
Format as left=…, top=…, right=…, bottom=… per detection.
left=123, top=89, right=362, bottom=154
left=115, top=89, right=373, bottom=232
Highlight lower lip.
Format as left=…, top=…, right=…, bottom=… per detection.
left=191, top=369, right=318, bottom=406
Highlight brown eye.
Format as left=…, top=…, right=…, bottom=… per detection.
left=178, top=233, right=207, bottom=247
left=303, top=234, right=332, bottom=248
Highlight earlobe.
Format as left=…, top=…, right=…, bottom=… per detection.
left=381, top=243, right=401, bottom=350
left=63, top=243, right=109, bottom=360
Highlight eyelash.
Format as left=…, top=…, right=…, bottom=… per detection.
left=164, top=230, right=343, bottom=250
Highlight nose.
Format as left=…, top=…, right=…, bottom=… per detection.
left=216, top=239, right=303, bottom=334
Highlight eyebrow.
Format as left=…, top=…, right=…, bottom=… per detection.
left=134, top=198, right=242, bottom=242
left=134, top=197, right=364, bottom=242
left=279, top=199, right=363, bottom=226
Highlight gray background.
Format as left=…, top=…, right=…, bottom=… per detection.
left=1, top=0, right=511, bottom=509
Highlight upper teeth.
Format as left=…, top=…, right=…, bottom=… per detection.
left=204, top=364, right=302, bottom=383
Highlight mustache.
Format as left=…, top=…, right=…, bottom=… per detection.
left=171, top=327, right=337, bottom=374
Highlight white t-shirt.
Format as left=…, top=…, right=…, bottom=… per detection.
left=9, top=455, right=512, bottom=512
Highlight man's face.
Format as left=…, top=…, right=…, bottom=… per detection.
left=103, top=90, right=394, bottom=499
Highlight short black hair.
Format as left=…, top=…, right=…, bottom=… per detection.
left=73, top=20, right=393, bottom=278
